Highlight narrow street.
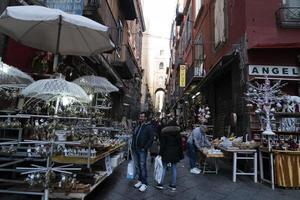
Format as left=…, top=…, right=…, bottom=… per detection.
left=0, top=1, right=300, bottom=200
left=87, top=157, right=299, bottom=200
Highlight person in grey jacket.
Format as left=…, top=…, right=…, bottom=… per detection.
left=131, top=112, right=154, bottom=192
left=187, top=125, right=211, bottom=174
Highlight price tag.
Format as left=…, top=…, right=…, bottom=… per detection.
left=105, top=156, right=112, bottom=176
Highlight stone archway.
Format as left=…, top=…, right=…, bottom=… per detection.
left=154, top=88, right=166, bottom=114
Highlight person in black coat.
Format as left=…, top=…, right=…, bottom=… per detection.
left=155, top=119, right=183, bottom=191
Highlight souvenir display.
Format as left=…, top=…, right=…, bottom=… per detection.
left=0, top=73, right=129, bottom=200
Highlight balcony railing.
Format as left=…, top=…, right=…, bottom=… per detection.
left=83, top=0, right=100, bottom=15
left=98, top=0, right=118, bottom=46
left=186, top=64, right=204, bottom=85
left=112, top=45, right=137, bottom=79
left=276, top=7, right=300, bottom=28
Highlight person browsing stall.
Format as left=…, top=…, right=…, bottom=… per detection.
left=187, top=125, right=211, bottom=174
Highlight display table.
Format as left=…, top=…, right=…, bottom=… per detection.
left=274, top=150, right=300, bottom=188
left=259, top=148, right=300, bottom=189
left=199, top=148, right=224, bottom=174
left=218, top=146, right=258, bottom=183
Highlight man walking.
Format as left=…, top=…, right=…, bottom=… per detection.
left=131, top=112, right=154, bottom=192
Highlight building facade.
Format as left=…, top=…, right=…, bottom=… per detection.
left=0, top=0, right=146, bottom=121
left=166, top=0, right=300, bottom=136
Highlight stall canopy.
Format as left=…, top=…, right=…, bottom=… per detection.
left=0, top=5, right=115, bottom=69
left=0, top=59, right=34, bottom=88
left=73, top=75, right=119, bottom=94
left=21, top=78, right=90, bottom=103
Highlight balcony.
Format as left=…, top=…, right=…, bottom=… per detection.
left=175, top=12, right=184, bottom=26
left=184, top=64, right=204, bottom=94
left=112, top=45, right=138, bottom=79
left=119, top=0, right=137, bottom=20
left=276, top=7, right=300, bottom=28
left=83, top=0, right=100, bottom=16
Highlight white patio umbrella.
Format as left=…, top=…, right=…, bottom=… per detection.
left=21, top=78, right=91, bottom=106
left=0, top=59, right=34, bottom=88
left=73, top=75, right=119, bottom=94
left=0, top=5, right=115, bottom=70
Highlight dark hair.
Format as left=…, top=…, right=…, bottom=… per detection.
left=139, top=111, right=148, bottom=118
left=167, top=119, right=177, bottom=126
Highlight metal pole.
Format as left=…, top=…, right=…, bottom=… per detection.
left=87, top=132, right=91, bottom=169
left=55, top=97, right=60, bottom=115
left=53, top=15, right=62, bottom=72
left=44, top=188, right=49, bottom=200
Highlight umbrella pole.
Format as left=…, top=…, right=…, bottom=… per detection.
left=55, top=97, right=60, bottom=115
left=53, top=15, right=62, bottom=72
left=53, top=54, right=59, bottom=72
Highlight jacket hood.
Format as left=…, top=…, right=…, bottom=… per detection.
left=161, top=126, right=180, bottom=134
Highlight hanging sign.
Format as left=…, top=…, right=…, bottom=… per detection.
left=179, top=65, right=186, bottom=87
left=249, top=65, right=300, bottom=77
left=44, top=0, right=84, bottom=15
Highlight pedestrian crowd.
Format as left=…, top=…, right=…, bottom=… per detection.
left=130, top=111, right=211, bottom=192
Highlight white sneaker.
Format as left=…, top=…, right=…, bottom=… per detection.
left=139, top=184, right=147, bottom=192
left=190, top=168, right=201, bottom=174
left=134, top=181, right=142, bottom=188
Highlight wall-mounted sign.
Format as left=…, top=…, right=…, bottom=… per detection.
left=44, top=0, right=84, bottom=15
left=179, top=65, right=186, bottom=87
left=249, top=65, right=300, bottom=77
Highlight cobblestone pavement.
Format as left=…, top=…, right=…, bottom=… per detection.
left=0, top=156, right=299, bottom=200
left=87, top=157, right=300, bottom=200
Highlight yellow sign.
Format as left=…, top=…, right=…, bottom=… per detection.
left=179, top=65, right=186, bottom=87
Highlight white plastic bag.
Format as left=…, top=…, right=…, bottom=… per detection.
left=127, top=160, right=135, bottom=180
left=154, top=155, right=163, bottom=183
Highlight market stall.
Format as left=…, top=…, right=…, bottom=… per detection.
left=0, top=6, right=131, bottom=200
left=245, top=78, right=300, bottom=189
left=0, top=75, right=129, bottom=200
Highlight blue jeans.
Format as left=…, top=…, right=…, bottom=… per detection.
left=160, top=162, right=177, bottom=186
left=187, top=143, right=197, bottom=169
left=132, top=149, right=148, bottom=185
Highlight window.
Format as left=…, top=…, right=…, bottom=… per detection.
left=160, top=50, right=164, bottom=56
left=214, top=0, right=226, bottom=48
left=283, top=0, right=300, bottom=20
left=182, top=3, right=192, bottom=50
left=194, top=34, right=205, bottom=77
left=194, top=0, right=203, bottom=20
left=117, top=20, right=123, bottom=50
left=159, top=76, right=165, bottom=87
left=283, top=0, right=300, bottom=7
left=159, top=62, right=164, bottom=69
left=187, top=4, right=192, bottom=43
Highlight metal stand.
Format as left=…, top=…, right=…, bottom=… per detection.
left=259, top=149, right=275, bottom=190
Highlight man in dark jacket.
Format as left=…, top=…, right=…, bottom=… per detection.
left=131, top=112, right=154, bottom=192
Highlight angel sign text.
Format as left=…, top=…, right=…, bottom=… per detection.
left=249, top=65, right=300, bottom=77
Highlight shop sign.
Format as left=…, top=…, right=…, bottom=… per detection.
left=44, top=0, right=84, bottom=15
left=179, top=65, right=186, bottom=87
left=249, top=65, right=300, bottom=77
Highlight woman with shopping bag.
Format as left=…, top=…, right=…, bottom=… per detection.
left=155, top=119, right=183, bottom=191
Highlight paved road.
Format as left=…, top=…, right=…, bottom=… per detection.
left=0, top=156, right=299, bottom=200
left=87, top=157, right=300, bottom=200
